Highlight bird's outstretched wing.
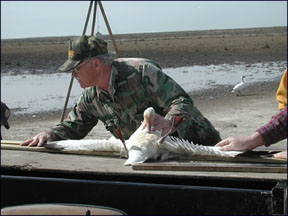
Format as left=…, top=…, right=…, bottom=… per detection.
left=45, top=136, right=123, bottom=152
left=160, top=136, right=242, bottom=157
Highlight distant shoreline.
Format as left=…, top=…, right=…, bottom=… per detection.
left=1, top=26, right=287, bottom=76
left=1, top=26, right=286, bottom=42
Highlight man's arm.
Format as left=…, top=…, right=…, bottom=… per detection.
left=142, top=63, right=195, bottom=134
left=50, top=88, right=99, bottom=140
left=21, top=88, right=99, bottom=147
left=216, top=107, right=287, bottom=151
left=256, top=106, right=287, bottom=146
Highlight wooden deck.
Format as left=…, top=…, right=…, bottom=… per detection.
left=2, top=147, right=287, bottom=180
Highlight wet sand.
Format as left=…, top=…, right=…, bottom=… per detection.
left=1, top=27, right=287, bottom=151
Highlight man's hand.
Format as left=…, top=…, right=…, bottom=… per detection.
left=215, top=132, right=265, bottom=151
left=151, top=114, right=172, bottom=137
left=215, top=136, right=250, bottom=151
left=20, top=131, right=52, bottom=147
left=273, top=151, right=287, bottom=160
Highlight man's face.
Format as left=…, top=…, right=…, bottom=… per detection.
left=72, top=59, right=97, bottom=88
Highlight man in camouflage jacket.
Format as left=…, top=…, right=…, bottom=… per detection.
left=21, top=36, right=221, bottom=147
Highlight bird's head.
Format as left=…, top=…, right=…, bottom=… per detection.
left=143, top=107, right=155, bottom=133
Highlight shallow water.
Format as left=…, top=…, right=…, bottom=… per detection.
left=165, top=61, right=286, bottom=91
left=1, top=61, right=286, bottom=115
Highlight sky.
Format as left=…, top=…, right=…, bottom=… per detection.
left=1, top=1, right=287, bottom=39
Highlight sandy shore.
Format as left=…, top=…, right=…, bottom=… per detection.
left=1, top=27, right=287, bottom=151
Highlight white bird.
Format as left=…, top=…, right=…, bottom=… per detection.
left=232, top=75, right=247, bottom=96
left=124, top=107, right=172, bottom=166
left=45, top=107, right=242, bottom=165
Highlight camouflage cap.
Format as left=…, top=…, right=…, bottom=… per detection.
left=1, top=102, right=10, bottom=129
left=58, top=35, right=108, bottom=72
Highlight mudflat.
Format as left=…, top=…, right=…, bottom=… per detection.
left=1, top=27, right=287, bottom=73
left=1, top=27, right=287, bottom=152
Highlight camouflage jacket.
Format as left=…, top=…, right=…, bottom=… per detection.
left=50, top=58, right=219, bottom=144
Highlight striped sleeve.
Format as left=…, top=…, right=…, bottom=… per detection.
left=256, top=107, right=287, bottom=146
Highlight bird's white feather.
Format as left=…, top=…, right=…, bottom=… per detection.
left=124, top=147, right=149, bottom=165
left=45, top=136, right=123, bottom=152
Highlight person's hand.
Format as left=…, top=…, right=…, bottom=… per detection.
left=215, top=132, right=265, bottom=151
left=215, top=136, right=251, bottom=151
left=151, top=114, right=172, bottom=137
left=20, top=131, right=52, bottom=147
left=273, top=151, right=287, bottom=160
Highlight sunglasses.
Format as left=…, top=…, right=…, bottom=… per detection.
left=73, top=60, right=89, bottom=73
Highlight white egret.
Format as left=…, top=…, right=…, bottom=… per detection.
left=232, top=75, right=247, bottom=96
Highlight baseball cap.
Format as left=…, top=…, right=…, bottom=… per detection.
left=58, top=35, right=108, bottom=72
left=1, top=102, right=10, bottom=129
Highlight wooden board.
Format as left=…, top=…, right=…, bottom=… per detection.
left=1, top=140, right=22, bottom=145
left=133, top=161, right=287, bottom=173
left=180, top=154, right=287, bottom=164
left=1, top=140, right=120, bottom=157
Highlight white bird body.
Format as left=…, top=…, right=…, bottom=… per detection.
left=125, top=129, right=161, bottom=165
left=232, top=75, right=247, bottom=96
left=124, top=107, right=170, bottom=165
